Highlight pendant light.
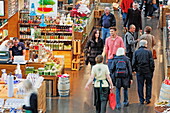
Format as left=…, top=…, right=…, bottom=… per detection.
left=30, top=3, right=36, bottom=16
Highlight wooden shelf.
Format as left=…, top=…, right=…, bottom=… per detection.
left=19, top=23, right=72, bottom=27
left=20, top=38, right=73, bottom=41
left=0, top=35, right=8, bottom=42
left=0, top=22, right=8, bottom=29
left=20, top=31, right=72, bottom=35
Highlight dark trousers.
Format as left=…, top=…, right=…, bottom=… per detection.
left=136, top=73, right=153, bottom=102
left=126, top=52, right=133, bottom=64
left=94, top=87, right=109, bottom=113
left=145, top=4, right=153, bottom=17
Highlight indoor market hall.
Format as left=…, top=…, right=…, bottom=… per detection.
left=0, top=0, right=168, bottom=113
left=46, top=3, right=165, bottom=113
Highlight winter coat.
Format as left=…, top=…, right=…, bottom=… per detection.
left=84, top=38, right=104, bottom=65
left=120, top=0, right=133, bottom=13
left=110, top=55, right=133, bottom=88
left=140, top=33, right=156, bottom=51
left=124, top=31, right=138, bottom=53
left=132, top=46, right=155, bottom=75
left=101, top=13, right=116, bottom=28
left=124, top=8, right=142, bottom=32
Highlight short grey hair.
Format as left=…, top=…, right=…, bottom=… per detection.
left=105, top=7, right=110, bottom=11
left=116, top=48, right=125, bottom=56
left=139, top=40, right=147, bottom=47
left=129, top=24, right=135, bottom=29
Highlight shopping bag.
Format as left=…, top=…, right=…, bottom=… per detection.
left=153, top=49, right=157, bottom=59
left=109, top=90, right=116, bottom=110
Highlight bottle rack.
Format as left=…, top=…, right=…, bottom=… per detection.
left=19, top=23, right=73, bottom=51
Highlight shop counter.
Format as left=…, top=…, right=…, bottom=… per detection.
left=0, top=63, right=26, bottom=78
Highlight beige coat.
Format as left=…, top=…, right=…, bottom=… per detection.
left=140, top=33, right=156, bottom=51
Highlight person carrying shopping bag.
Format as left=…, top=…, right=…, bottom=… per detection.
left=85, top=55, right=114, bottom=113
left=110, top=47, right=133, bottom=109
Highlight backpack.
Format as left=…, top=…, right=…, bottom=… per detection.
left=115, top=59, right=127, bottom=78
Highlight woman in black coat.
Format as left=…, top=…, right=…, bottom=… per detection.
left=84, top=29, right=104, bottom=67
left=110, top=48, right=133, bottom=109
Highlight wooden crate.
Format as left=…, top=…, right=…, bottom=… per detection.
left=72, top=59, right=80, bottom=71
left=94, top=9, right=104, bottom=18
left=74, top=31, right=83, bottom=40
left=73, top=40, right=81, bottom=55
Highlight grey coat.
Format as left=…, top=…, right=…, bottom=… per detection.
left=124, top=31, right=138, bottom=53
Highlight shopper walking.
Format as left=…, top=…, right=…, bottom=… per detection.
left=110, top=47, right=133, bottom=109
left=105, top=27, right=124, bottom=72
left=101, top=7, right=116, bottom=44
left=124, top=2, right=142, bottom=40
left=120, top=0, right=133, bottom=24
left=124, top=24, right=140, bottom=63
left=84, top=29, right=104, bottom=67
left=144, top=0, right=154, bottom=18
left=85, top=55, right=114, bottom=113
left=132, top=40, right=155, bottom=104
left=22, top=79, right=38, bottom=113
left=140, top=26, right=156, bottom=51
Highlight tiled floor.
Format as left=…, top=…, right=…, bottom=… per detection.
left=46, top=6, right=164, bottom=113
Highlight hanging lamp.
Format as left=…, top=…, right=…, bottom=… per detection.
left=39, top=0, right=47, bottom=27
left=30, top=3, right=36, bottom=16
left=39, top=14, right=47, bottom=27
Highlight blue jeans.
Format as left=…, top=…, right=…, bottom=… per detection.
left=108, top=59, right=113, bottom=73
left=122, top=13, right=127, bottom=23
left=116, top=87, right=128, bottom=108
left=136, top=73, right=153, bottom=103
left=102, top=28, right=110, bottom=45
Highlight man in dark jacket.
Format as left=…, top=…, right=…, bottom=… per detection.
left=124, top=2, right=142, bottom=40
left=101, top=7, right=116, bottom=44
left=132, top=40, right=155, bottom=104
left=110, top=47, right=133, bottom=109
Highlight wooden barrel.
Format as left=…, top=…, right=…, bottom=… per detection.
left=159, top=83, right=170, bottom=101
left=58, top=77, right=70, bottom=97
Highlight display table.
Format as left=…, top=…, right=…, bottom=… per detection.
left=0, top=64, right=26, bottom=78
left=42, top=65, right=64, bottom=96
left=155, top=106, right=170, bottom=113
left=0, top=81, right=46, bottom=113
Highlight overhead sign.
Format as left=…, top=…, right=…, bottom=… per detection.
left=30, top=0, right=58, bottom=16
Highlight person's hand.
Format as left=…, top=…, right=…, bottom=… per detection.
left=140, top=30, right=142, bottom=34
left=132, top=71, right=136, bottom=75
left=106, top=59, right=108, bottom=63
left=110, top=85, right=114, bottom=90
left=130, top=80, right=133, bottom=85
left=85, top=85, right=90, bottom=90
left=137, top=38, right=140, bottom=42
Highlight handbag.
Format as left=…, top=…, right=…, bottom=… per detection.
left=152, top=36, right=157, bottom=59
left=109, top=90, right=116, bottom=110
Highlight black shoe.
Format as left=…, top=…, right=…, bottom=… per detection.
left=146, top=100, right=151, bottom=104
left=140, top=102, right=144, bottom=104
left=124, top=103, right=129, bottom=107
